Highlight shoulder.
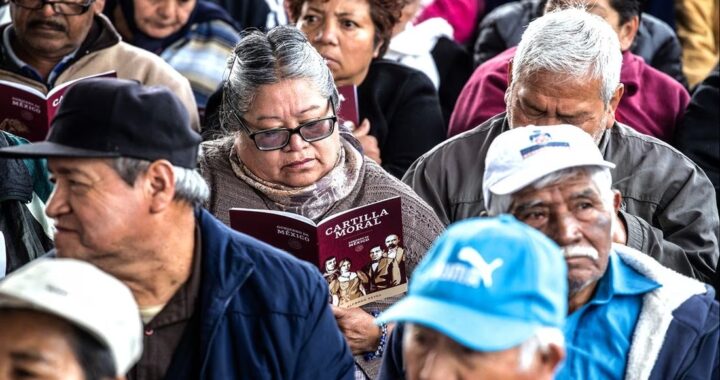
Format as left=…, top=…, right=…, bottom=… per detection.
left=364, top=59, right=435, bottom=89
left=614, top=244, right=709, bottom=308
left=608, top=123, right=698, bottom=170
left=408, top=114, right=505, bottom=174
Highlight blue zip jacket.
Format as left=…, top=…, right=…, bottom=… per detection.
left=165, top=209, right=355, bottom=379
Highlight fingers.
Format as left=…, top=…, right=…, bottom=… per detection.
left=352, top=119, right=371, bottom=137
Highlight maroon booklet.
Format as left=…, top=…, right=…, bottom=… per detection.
left=230, top=197, right=408, bottom=307
left=337, top=84, right=359, bottom=126
left=0, top=71, right=116, bottom=141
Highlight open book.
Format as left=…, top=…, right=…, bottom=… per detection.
left=230, top=197, right=407, bottom=308
left=0, top=71, right=116, bottom=141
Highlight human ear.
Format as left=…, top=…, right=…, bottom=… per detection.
left=144, top=160, right=176, bottom=213
left=618, top=16, right=639, bottom=51
left=605, top=83, right=624, bottom=129
left=92, top=0, right=106, bottom=14
left=539, top=343, right=565, bottom=379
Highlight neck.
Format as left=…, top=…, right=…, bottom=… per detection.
left=10, top=36, right=65, bottom=81
left=103, top=208, right=197, bottom=307
left=567, top=281, right=598, bottom=314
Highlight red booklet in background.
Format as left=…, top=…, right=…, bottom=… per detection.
left=337, top=84, right=359, bottom=126
left=0, top=71, right=116, bottom=141
left=230, top=197, right=408, bottom=308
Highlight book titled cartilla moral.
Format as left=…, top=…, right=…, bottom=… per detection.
left=230, top=197, right=408, bottom=308
left=0, top=71, right=116, bottom=142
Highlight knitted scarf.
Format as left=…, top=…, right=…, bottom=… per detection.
left=229, top=139, right=363, bottom=221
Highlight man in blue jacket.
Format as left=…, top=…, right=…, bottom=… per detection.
left=0, top=78, right=355, bottom=380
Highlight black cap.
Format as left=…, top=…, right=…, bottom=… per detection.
left=0, top=78, right=201, bottom=169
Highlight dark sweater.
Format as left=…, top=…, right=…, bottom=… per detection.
left=358, top=59, right=446, bottom=178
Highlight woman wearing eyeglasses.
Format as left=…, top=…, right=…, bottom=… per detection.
left=103, top=0, right=240, bottom=109
left=199, top=26, right=444, bottom=379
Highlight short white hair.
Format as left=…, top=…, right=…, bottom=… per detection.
left=512, top=8, right=622, bottom=105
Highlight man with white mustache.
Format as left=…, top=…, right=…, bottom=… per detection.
left=481, top=124, right=719, bottom=379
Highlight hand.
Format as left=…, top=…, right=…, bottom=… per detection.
left=612, top=212, right=627, bottom=244
left=332, top=306, right=380, bottom=355
left=351, top=119, right=382, bottom=164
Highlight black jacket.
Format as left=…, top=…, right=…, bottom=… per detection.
left=675, top=64, right=719, bottom=213
left=358, top=59, right=446, bottom=179
left=472, top=0, right=688, bottom=87
left=430, top=37, right=474, bottom=128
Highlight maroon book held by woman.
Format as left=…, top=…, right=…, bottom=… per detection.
left=230, top=197, right=408, bottom=307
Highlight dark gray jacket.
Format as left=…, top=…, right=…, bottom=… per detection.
left=402, top=114, right=719, bottom=284
left=473, top=0, right=688, bottom=88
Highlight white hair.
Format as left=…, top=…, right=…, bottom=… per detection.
left=512, top=8, right=622, bottom=105
left=109, top=157, right=210, bottom=207
left=517, top=327, right=566, bottom=371
left=487, top=166, right=614, bottom=216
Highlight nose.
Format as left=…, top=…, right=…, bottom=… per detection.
left=45, top=181, right=71, bottom=220
left=156, top=0, right=177, bottom=19
left=417, top=350, right=458, bottom=380
left=284, top=132, right=308, bottom=152
left=39, top=2, right=59, bottom=16
left=552, top=212, right=583, bottom=247
left=313, top=20, right=339, bottom=46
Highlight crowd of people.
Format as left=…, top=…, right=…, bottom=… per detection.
left=0, top=0, right=717, bottom=379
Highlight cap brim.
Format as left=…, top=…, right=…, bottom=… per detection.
left=489, top=159, right=615, bottom=196
left=377, top=295, right=541, bottom=352
left=0, top=141, right=119, bottom=159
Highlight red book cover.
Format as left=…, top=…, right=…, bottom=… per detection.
left=337, top=84, right=359, bottom=126
left=230, top=197, right=407, bottom=307
left=0, top=71, right=116, bottom=141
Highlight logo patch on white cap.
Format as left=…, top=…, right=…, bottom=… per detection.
left=520, top=130, right=570, bottom=158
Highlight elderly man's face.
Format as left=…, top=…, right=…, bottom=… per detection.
left=509, top=171, right=616, bottom=296
left=11, top=0, right=105, bottom=60
left=506, top=71, right=621, bottom=143
left=45, top=158, right=150, bottom=260
left=403, top=324, right=557, bottom=380
left=385, top=234, right=399, bottom=248
left=0, top=310, right=86, bottom=380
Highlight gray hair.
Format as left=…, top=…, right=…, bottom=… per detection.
left=108, top=158, right=210, bottom=207
left=221, top=25, right=339, bottom=133
left=487, top=166, right=614, bottom=216
left=517, top=327, right=565, bottom=371
left=512, top=8, right=622, bottom=105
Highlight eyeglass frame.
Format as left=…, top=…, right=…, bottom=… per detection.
left=239, top=98, right=338, bottom=151
left=10, top=0, right=97, bottom=15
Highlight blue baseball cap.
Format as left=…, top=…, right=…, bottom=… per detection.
left=377, top=215, right=568, bottom=351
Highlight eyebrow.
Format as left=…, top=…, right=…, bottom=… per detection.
left=11, top=350, right=51, bottom=363
left=255, top=104, right=322, bottom=122
left=48, top=166, right=92, bottom=179
left=569, top=188, right=601, bottom=200
left=512, top=199, right=546, bottom=213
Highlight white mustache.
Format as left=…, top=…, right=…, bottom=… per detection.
left=562, top=245, right=599, bottom=260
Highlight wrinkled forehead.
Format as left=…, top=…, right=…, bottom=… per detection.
left=511, top=173, right=602, bottom=206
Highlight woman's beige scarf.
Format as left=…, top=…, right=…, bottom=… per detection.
left=229, top=138, right=363, bottom=221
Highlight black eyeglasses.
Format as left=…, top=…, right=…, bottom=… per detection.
left=10, top=0, right=96, bottom=15
left=242, top=99, right=337, bottom=151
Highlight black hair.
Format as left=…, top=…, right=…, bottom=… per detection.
left=68, top=324, right=118, bottom=380
left=608, top=0, right=641, bottom=25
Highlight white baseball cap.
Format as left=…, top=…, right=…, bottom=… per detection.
left=483, top=125, right=615, bottom=209
left=0, top=258, right=143, bottom=376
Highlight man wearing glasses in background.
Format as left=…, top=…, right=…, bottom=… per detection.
left=0, top=0, right=200, bottom=131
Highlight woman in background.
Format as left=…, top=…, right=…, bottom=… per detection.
left=104, top=0, right=240, bottom=109
left=287, top=0, right=446, bottom=178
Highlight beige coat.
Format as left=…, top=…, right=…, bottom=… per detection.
left=0, top=15, right=199, bottom=130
